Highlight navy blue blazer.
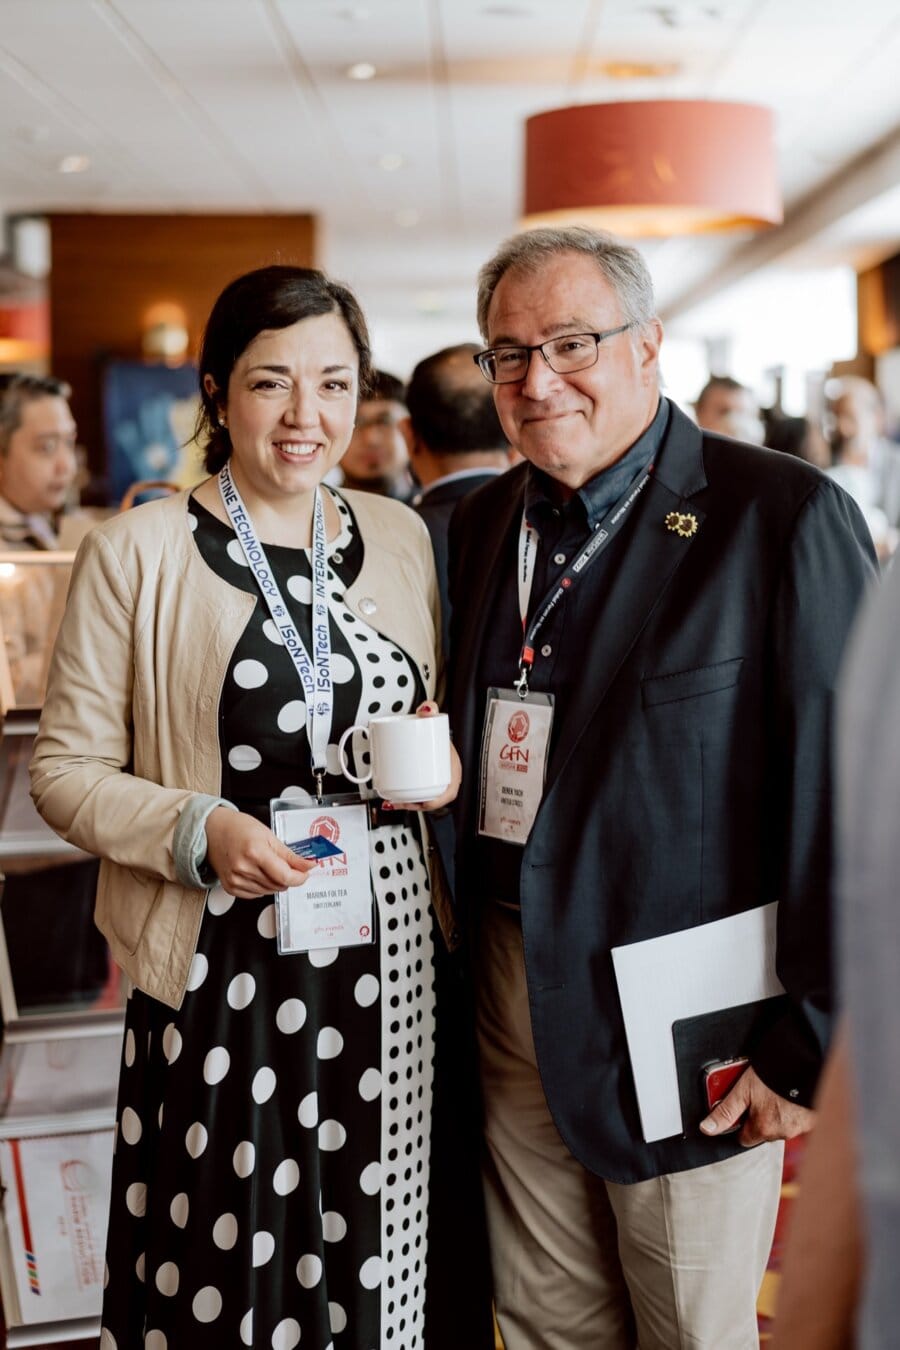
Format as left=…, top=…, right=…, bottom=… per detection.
left=448, top=400, right=877, bottom=1183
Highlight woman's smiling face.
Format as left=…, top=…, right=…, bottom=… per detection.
left=214, top=312, right=360, bottom=504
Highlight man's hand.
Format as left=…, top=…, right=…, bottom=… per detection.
left=205, top=807, right=315, bottom=899
left=700, top=1065, right=815, bottom=1147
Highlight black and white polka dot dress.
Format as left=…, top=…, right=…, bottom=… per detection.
left=100, top=490, right=436, bottom=1350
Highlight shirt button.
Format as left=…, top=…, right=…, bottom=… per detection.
left=359, top=597, right=377, bottom=615
left=788, top=1088, right=800, bottom=1099
left=331, top=550, right=343, bottom=565
left=552, top=508, right=560, bottom=518
left=541, top=643, right=552, bottom=657
left=553, top=552, right=566, bottom=565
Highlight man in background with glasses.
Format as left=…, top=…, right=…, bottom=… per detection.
left=446, top=226, right=875, bottom=1349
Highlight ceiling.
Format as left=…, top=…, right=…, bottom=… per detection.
left=1, top=0, right=900, bottom=367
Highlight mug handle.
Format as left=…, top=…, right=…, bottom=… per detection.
left=337, top=724, right=372, bottom=785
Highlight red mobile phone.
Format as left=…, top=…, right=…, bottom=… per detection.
left=703, top=1056, right=749, bottom=1115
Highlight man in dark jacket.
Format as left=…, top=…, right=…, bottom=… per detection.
left=448, top=225, right=876, bottom=1350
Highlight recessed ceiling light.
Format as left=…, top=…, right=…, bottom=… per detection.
left=599, top=60, right=680, bottom=79
left=395, top=209, right=421, bottom=228
left=346, top=61, right=377, bottom=81
left=58, top=154, right=91, bottom=174
left=379, top=153, right=405, bottom=172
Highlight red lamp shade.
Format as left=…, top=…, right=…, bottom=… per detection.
left=523, top=100, right=782, bottom=237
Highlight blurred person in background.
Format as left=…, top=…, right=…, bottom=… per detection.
left=826, top=375, right=900, bottom=559
left=694, top=374, right=765, bottom=444
left=772, top=562, right=900, bottom=1350
left=0, top=373, right=78, bottom=550
left=404, top=342, right=513, bottom=652
left=762, top=412, right=830, bottom=469
left=339, top=367, right=414, bottom=502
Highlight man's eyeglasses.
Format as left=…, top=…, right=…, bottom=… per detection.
left=473, top=324, right=634, bottom=385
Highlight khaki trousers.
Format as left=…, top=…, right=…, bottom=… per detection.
left=476, top=902, right=783, bottom=1350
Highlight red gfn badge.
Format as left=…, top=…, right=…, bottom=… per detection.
left=310, top=815, right=341, bottom=844
left=507, top=710, right=530, bottom=743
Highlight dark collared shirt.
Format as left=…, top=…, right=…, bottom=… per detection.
left=473, top=397, right=670, bottom=903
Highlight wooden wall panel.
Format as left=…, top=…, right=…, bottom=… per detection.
left=47, top=213, right=316, bottom=490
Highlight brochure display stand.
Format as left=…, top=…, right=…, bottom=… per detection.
left=0, top=553, right=123, bottom=1346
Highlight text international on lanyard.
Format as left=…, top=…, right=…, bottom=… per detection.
left=514, top=463, right=655, bottom=697
left=218, top=462, right=335, bottom=800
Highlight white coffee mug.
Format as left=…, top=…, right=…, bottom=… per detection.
left=337, top=713, right=451, bottom=804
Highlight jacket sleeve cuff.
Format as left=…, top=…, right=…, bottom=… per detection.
left=174, top=795, right=238, bottom=889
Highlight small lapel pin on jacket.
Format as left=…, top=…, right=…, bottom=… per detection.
left=664, top=511, right=699, bottom=539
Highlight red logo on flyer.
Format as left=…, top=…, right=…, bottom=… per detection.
left=310, top=815, right=340, bottom=843
left=507, top=710, right=530, bottom=743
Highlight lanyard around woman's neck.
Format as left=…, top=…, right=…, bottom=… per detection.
left=218, top=462, right=334, bottom=801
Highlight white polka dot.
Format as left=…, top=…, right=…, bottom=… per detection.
left=226, top=538, right=251, bottom=567
left=186, top=1122, right=208, bottom=1158
left=170, top=1193, right=189, bottom=1228
left=186, top=952, right=209, bottom=992
left=124, top=1028, right=136, bottom=1067
left=121, top=1106, right=142, bottom=1145
left=329, top=1302, right=347, bottom=1334
left=233, top=1140, right=256, bottom=1178
left=227, top=972, right=256, bottom=1010
left=322, top=1210, right=346, bottom=1242
left=233, top=658, right=268, bottom=689
left=126, top=1182, right=147, bottom=1217
left=252, top=1066, right=276, bottom=1103
left=359, top=1255, right=382, bottom=1289
left=207, top=886, right=235, bottom=916
left=308, top=946, right=338, bottom=968
left=203, top=1047, right=230, bottom=1085
left=331, top=653, right=354, bottom=683
left=317, top=1027, right=343, bottom=1059
left=298, top=1092, right=318, bottom=1128
left=297, top=1253, right=323, bottom=1288
left=354, top=973, right=379, bottom=1007
left=136, top=1252, right=146, bottom=1283
left=358, top=1067, right=382, bottom=1101
left=252, top=1231, right=275, bottom=1267
left=359, top=1161, right=382, bottom=1195
left=318, top=1119, right=347, bottom=1151
left=272, top=1319, right=301, bottom=1349
left=240, top=1310, right=254, bottom=1346
left=213, top=1213, right=238, bottom=1250
left=100, top=1331, right=117, bottom=1350
left=325, top=743, right=342, bottom=775
left=277, top=700, right=307, bottom=733
left=257, top=903, right=277, bottom=939
left=276, top=998, right=307, bottom=1033
left=155, top=1261, right=179, bottom=1296
left=193, top=1285, right=223, bottom=1323
left=228, top=744, right=262, bottom=772
left=162, top=1024, right=182, bottom=1065
left=286, top=574, right=313, bottom=603
left=188, top=512, right=199, bottom=532
left=279, top=784, right=312, bottom=802
left=145, top=1332, right=166, bottom=1350
left=273, top=1159, right=300, bottom=1195
left=262, top=618, right=284, bottom=645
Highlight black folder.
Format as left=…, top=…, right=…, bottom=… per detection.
left=671, top=995, right=790, bottom=1136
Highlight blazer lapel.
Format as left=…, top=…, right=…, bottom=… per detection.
left=543, top=403, right=708, bottom=795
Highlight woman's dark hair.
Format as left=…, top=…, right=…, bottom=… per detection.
left=196, top=265, right=373, bottom=474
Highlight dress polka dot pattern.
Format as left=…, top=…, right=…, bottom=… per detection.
left=101, top=491, right=436, bottom=1348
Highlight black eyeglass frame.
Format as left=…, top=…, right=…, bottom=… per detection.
left=473, top=323, right=635, bottom=385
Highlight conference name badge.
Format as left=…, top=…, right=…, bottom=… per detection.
left=270, top=800, right=374, bottom=954
left=477, top=688, right=554, bottom=844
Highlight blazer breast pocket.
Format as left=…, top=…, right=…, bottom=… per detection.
left=641, top=657, right=744, bottom=708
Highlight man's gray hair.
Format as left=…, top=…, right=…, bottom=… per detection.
left=476, top=226, right=657, bottom=339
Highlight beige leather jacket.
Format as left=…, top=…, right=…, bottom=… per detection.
left=30, top=486, right=454, bottom=1009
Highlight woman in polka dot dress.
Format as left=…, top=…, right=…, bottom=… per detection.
left=31, top=266, right=488, bottom=1349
